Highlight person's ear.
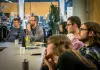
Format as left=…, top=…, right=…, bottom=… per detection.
left=72, top=23, right=77, bottom=28
left=89, top=31, right=94, bottom=36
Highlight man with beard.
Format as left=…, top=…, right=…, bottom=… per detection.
left=27, top=15, right=44, bottom=42
left=78, top=22, right=100, bottom=70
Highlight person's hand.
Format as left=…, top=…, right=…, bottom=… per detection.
left=44, top=55, right=55, bottom=70
left=26, top=24, right=31, bottom=31
left=42, top=48, right=55, bottom=70
left=41, top=48, right=47, bottom=66
left=44, top=48, right=47, bottom=55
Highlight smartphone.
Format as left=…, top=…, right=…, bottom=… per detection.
left=31, top=53, right=41, bottom=55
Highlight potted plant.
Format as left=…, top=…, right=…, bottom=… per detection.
left=48, top=4, right=60, bottom=35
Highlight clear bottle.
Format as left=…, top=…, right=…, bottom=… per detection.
left=25, top=31, right=31, bottom=47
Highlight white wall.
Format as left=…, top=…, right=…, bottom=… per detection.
left=73, top=0, right=87, bottom=22
left=59, top=0, right=65, bottom=21
left=59, top=0, right=64, bottom=16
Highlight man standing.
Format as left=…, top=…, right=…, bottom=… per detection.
left=27, top=15, right=44, bottom=42
left=78, top=22, right=100, bottom=69
left=7, top=18, right=25, bottom=42
left=66, top=16, right=84, bottom=50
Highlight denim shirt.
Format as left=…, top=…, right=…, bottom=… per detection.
left=7, top=27, right=25, bottom=42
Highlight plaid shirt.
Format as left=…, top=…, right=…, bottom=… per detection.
left=79, top=44, right=100, bottom=69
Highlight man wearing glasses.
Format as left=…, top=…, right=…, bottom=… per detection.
left=78, top=22, right=100, bottom=70
left=66, top=16, right=84, bottom=50
left=27, top=16, right=44, bottom=42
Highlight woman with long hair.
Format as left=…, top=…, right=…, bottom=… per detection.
left=42, top=34, right=96, bottom=70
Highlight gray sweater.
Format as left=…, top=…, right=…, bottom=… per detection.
left=28, top=25, right=44, bottom=42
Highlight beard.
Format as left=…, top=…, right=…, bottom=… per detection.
left=80, top=37, right=89, bottom=43
left=79, top=34, right=89, bottom=43
left=31, top=23, right=35, bottom=27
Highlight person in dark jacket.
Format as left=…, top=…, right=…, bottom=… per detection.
left=78, top=22, right=100, bottom=70
left=7, top=18, right=25, bottom=42
left=41, top=34, right=96, bottom=70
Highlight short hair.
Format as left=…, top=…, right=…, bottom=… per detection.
left=68, top=16, right=81, bottom=28
left=13, top=18, right=20, bottom=22
left=84, top=22, right=100, bottom=45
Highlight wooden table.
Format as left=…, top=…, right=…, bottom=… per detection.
left=0, top=42, right=45, bottom=70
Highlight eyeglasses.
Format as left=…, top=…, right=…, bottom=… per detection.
left=79, top=28, right=88, bottom=31
left=67, top=24, right=72, bottom=26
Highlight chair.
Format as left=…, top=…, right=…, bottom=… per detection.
left=0, top=25, right=9, bottom=42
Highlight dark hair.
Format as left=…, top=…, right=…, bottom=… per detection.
left=84, top=22, right=100, bottom=45
left=59, top=22, right=67, bottom=34
left=32, top=15, right=39, bottom=23
left=68, top=16, right=81, bottom=28
left=13, top=18, right=20, bottom=23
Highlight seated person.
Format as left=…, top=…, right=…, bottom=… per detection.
left=41, top=34, right=96, bottom=70
left=66, top=16, right=84, bottom=50
left=78, top=22, right=100, bottom=70
left=59, top=22, right=67, bottom=34
left=7, top=18, right=25, bottom=42
left=26, top=15, right=44, bottom=42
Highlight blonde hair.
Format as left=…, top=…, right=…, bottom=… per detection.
left=47, top=34, right=96, bottom=69
left=47, top=34, right=72, bottom=56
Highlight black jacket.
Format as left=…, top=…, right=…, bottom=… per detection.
left=57, top=51, right=96, bottom=70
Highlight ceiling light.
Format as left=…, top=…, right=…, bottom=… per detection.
left=5, top=0, right=12, bottom=3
